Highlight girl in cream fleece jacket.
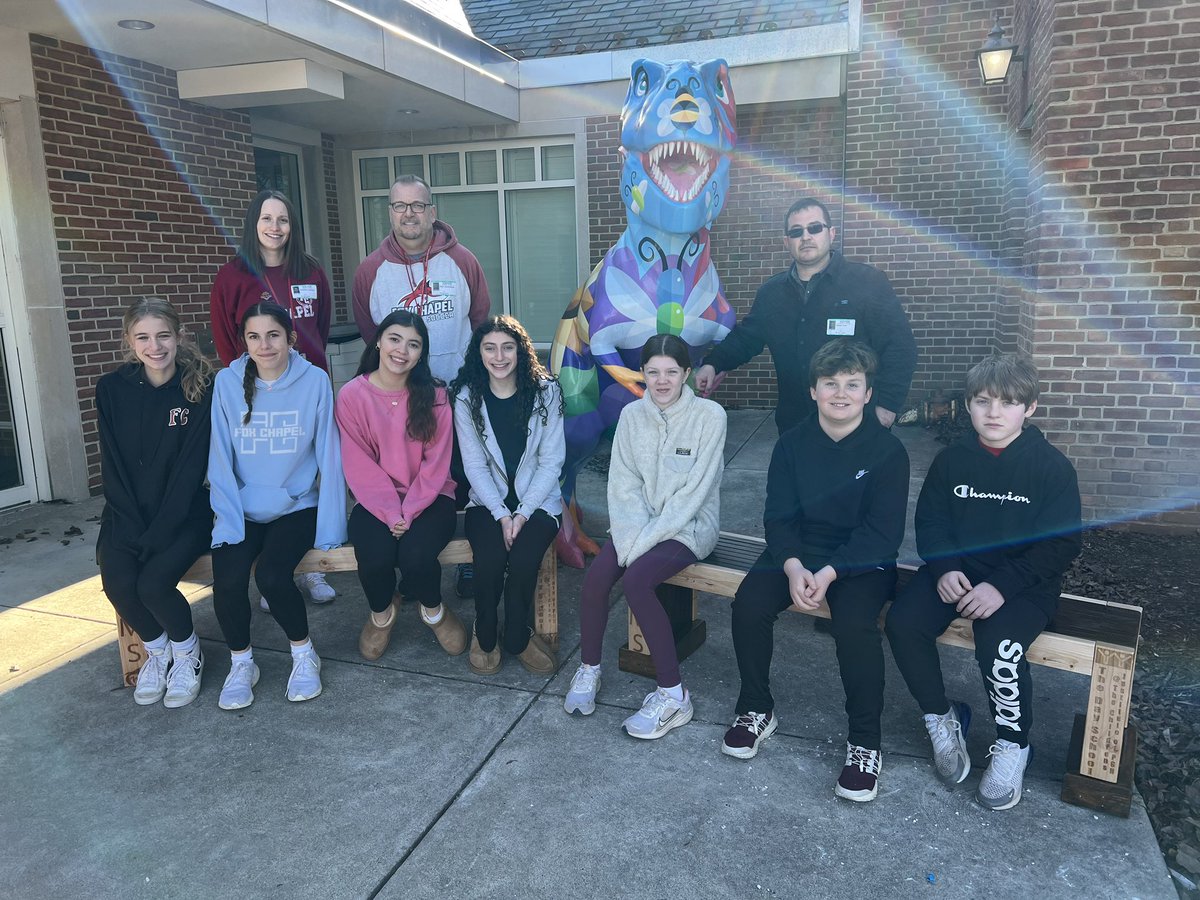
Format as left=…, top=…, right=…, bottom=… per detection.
left=565, top=335, right=726, bottom=741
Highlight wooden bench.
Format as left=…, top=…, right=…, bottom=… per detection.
left=116, top=513, right=558, bottom=686
left=618, top=531, right=1141, bottom=817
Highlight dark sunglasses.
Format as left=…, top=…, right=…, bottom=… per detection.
left=786, top=222, right=831, bottom=238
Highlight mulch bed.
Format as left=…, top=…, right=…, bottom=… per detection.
left=1066, top=527, right=1200, bottom=895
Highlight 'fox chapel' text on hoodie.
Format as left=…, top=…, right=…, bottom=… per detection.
left=208, top=349, right=347, bottom=550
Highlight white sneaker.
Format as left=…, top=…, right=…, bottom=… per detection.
left=163, top=647, right=204, bottom=708
left=296, top=571, right=336, bottom=604
left=564, top=664, right=601, bottom=716
left=218, top=659, right=260, bottom=710
left=623, top=688, right=693, bottom=739
left=133, top=645, right=172, bottom=705
left=924, top=701, right=972, bottom=785
left=977, top=739, right=1032, bottom=810
left=286, top=648, right=322, bottom=702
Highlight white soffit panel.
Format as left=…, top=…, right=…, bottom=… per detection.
left=177, top=58, right=345, bottom=108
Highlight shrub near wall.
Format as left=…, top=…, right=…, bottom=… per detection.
left=30, top=35, right=256, bottom=492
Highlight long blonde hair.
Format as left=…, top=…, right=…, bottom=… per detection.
left=121, top=298, right=214, bottom=403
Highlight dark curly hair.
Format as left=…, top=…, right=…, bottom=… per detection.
left=357, top=309, right=442, bottom=444
left=449, top=315, right=560, bottom=441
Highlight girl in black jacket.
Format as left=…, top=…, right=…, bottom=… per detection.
left=97, top=298, right=215, bottom=708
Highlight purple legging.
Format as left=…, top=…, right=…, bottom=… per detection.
left=579, top=538, right=697, bottom=687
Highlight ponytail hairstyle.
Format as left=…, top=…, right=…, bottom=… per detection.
left=449, top=315, right=559, bottom=440
left=238, top=189, right=320, bottom=280
left=121, top=297, right=214, bottom=404
left=239, top=301, right=295, bottom=424
left=356, top=309, right=440, bottom=444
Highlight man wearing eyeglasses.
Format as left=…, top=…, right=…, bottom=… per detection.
left=694, top=198, right=916, bottom=432
left=353, top=174, right=491, bottom=383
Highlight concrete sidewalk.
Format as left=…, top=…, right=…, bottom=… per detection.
left=0, top=411, right=1174, bottom=899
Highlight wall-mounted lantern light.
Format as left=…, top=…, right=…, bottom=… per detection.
left=976, top=11, right=1023, bottom=85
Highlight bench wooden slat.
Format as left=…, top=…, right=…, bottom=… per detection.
left=678, top=533, right=1141, bottom=652
left=633, top=528, right=1143, bottom=811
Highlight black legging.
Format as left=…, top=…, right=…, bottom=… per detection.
left=885, top=565, right=1050, bottom=747
left=98, top=521, right=211, bottom=643
left=464, top=506, right=559, bottom=654
left=348, top=496, right=457, bottom=613
left=212, top=507, right=317, bottom=650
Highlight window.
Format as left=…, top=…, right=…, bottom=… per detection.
left=254, top=146, right=306, bottom=242
left=354, top=141, right=578, bottom=344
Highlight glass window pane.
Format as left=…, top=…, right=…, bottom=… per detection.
left=503, top=147, right=535, bottom=183
left=359, top=156, right=390, bottom=190
left=434, top=192, right=503, bottom=319
left=255, top=147, right=305, bottom=242
left=466, top=150, right=497, bottom=185
left=429, top=153, right=461, bottom=187
left=541, top=144, right=574, bottom=180
left=0, top=334, right=25, bottom=490
left=394, top=155, right=425, bottom=179
left=362, top=196, right=391, bottom=256
left=506, top=187, right=577, bottom=343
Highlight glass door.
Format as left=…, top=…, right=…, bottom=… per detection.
left=0, top=134, right=39, bottom=508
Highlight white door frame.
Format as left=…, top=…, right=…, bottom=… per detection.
left=0, top=121, right=49, bottom=506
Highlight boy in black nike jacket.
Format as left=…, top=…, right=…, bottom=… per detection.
left=885, top=354, right=1081, bottom=811
left=721, top=340, right=910, bottom=804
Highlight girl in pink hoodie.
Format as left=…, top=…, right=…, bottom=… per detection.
left=336, top=309, right=466, bottom=661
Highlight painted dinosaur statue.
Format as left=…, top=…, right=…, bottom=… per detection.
left=550, top=57, right=738, bottom=567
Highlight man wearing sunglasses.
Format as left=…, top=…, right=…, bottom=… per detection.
left=353, top=174, right=491, bottom=385
left=695, top=198, right=916, bottom=432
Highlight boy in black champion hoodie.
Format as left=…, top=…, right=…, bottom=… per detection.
left=885, top=354, right=1081, bottom=811
left=721, top=340, right=910, bottom=804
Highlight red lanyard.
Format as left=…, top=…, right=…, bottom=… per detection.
left=403, top=246, right=431, bottom=315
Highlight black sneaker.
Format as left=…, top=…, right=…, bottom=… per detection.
left=455, top=563, right=474, bottom=599
left=721, top=711, right=778, bottom=759
left=835, top=742, right=882, bottom=802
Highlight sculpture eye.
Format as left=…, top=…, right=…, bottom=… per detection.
left=634, top=68, right=649, bottom=96
left=715, top=77, right=726, bottom=100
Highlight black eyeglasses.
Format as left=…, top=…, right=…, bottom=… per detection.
left=786, top=222, right=832, bottom=238
left=389, top=201, right=431, bottom=214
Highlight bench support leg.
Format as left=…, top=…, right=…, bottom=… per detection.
left=618, top=583, right=707, bottom=678
left=117, top=615, right=145, bottom=688
left=1061, top=641, right=1138, bottom=817
left=533, top=546, right=559, bottom=652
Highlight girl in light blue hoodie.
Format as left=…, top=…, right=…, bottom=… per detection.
left=208, top=302, right=347, bottom=711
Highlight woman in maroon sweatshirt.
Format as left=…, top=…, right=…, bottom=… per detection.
left=210, top=188, right=336, bottom=604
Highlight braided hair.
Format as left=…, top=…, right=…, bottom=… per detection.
left=239, top=301, right=294, bottom=424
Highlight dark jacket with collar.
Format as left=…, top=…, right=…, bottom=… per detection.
left=704, top=251, right=917, bottom=432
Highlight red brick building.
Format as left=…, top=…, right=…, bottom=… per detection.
left=0, top=0, right=1195, bottom=527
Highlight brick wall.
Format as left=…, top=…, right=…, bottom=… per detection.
left=1022, top=0, right=1200, bottom=527
left=322, top=134, right=349, bottom=324
left=583, top=99, right=845, bottom=409
left=30, top=35, right=255, bottom=492
left=844, top=0, right=1012, bottom=402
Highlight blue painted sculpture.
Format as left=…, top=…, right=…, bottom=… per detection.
left=550, top=57, right=738, bottom=566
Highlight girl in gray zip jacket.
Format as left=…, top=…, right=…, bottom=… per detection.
left=451, top=316, right=566, bottom=676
